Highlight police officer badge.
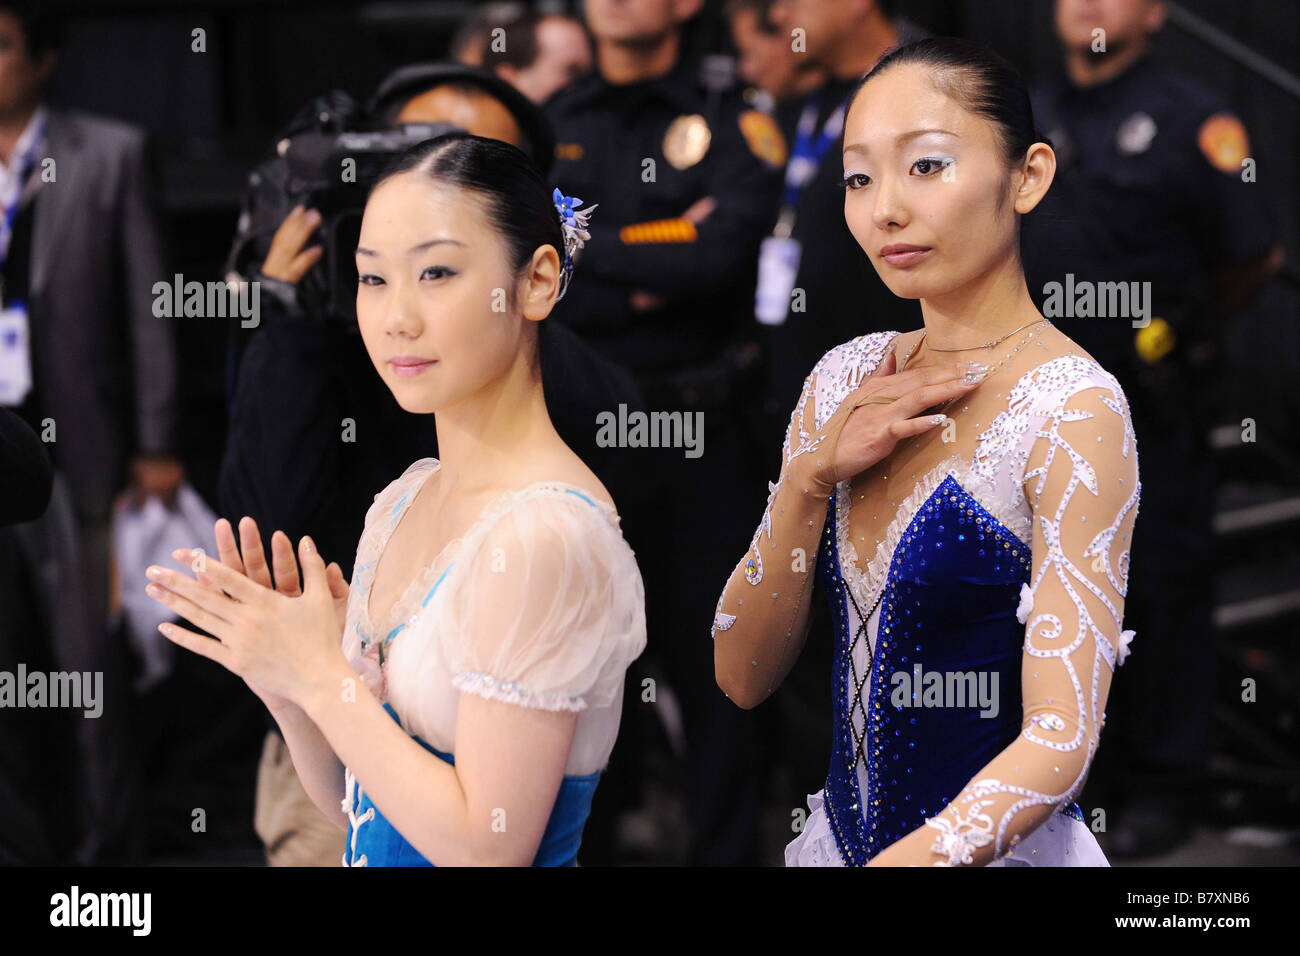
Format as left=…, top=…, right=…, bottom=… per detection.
left=1197, top=112, right=1250, bottom=173
left=739, top=109, right=787, bottom=168
left=1115, top=111, right=1157, bottom=155
left=663, top=113, right=712, bottom=169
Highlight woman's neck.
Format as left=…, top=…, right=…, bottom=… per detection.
left=430, top=344, right=556, bottom=496
left=915, top=251, right=1042, bottom=363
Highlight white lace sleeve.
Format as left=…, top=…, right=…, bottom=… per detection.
left=710, top=333, right=897, bottom=706
left=869, top=372, right=1140, bottom=866
left=712, top=332, right=896, bottom=637
left=441, top=491, right=647, bottom=713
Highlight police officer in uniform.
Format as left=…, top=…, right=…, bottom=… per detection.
left=759, top=0, right=924, bottom=437
left=546, top=0, right=784, bottom=864
left=1023, top=0, right=1282, bottom=857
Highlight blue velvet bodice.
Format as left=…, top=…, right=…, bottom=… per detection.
left=816, top=474, right=1082, bottom=866
left=342, top=703, right=601, bottom=866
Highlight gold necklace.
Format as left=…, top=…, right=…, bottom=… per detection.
left=899, top=320, right=1053, bottom=441
left=916, top=317, right=1051, bottom=353
left=897, top=321, right=1052, bottom=383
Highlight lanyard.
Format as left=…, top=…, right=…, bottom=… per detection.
left=774, top=92, right=847, bottom=237
left=0, top=111, right=45, bottom=276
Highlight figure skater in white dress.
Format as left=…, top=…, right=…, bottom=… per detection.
left=144, top=132, right=646, bottom=866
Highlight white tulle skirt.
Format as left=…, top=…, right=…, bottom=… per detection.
left=785, top=788, right=1109, bottom=866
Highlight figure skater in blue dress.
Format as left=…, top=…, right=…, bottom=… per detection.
left=713, top=38, right=1141, bottom=866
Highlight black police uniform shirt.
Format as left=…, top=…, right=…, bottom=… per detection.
left=764, top=74, right=920, bottom=425
left=1023, top=55, right=1275, bottom=386
left=545, top=58, right=784, bottom=377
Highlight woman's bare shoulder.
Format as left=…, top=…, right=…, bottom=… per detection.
left=1035, top=323, right=1100, bottom=365
left=513, top=446, right=617, bottom=511
left=1001, top=323, right=1132, bottom=416
left=1004, top=323, right=1118, bottom=383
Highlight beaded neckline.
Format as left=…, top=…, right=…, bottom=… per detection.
left=829, top=349, right=1121, bottom=619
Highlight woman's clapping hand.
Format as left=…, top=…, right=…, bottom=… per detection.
left=144, top=516, right=351, bottom=714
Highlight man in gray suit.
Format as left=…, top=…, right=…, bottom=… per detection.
left=0, top=2, right=181, bottom=863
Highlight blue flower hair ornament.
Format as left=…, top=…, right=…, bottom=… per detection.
left=552, top=188, right=597, bottom=301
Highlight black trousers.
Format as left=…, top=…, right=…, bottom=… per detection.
left=619, top=402, right=770, bottom=864
left=4, top=474, right=142, bottom=863
left=0, top=524, right=70, bottom=863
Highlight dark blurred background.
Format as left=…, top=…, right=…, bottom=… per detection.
left=17, top=0, right=1300, bottom=865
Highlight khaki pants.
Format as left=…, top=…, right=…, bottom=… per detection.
left=253, top=731, right=347, bottom=866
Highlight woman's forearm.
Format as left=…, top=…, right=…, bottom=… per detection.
left=271, top=704, right=348, bottom=831
left=714, top=473, right=831, bottom=708
left=300, top=664, right=503, bottom=865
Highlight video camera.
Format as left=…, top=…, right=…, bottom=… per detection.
left=223, top=90, right=458, bottom=326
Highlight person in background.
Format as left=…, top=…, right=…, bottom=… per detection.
left=0, top=407, right=50, bottom=526
left=546, top=0, right=784, bottom=865
left=725, top=0, right=825, bottom=110
left=1022, top=0, right=1281, bottom=859
left=449, top=2, right=528, bottom=67
left=481, top=9, right=594, bottom=104
left=381, top=65, right=540, bottom=144
left=758, top=0, right=924, bottom=427
left=0, top=407, right=57, bottom=864
left=0, top=0, right=180, bottom=864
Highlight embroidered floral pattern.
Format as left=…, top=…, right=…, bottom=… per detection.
left=925, top=797, right=997, bottom=866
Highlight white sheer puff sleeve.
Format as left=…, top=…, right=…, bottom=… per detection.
left=871, top=369, right=1141, bottom=866
left=441, top=491, right=647, bottom=714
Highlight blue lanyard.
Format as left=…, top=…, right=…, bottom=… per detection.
left=781, top=92, right=848, bottom=211
left=0, top=111, right=45, bottom=273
